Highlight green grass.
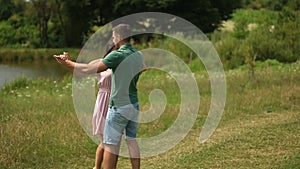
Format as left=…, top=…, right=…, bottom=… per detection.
left=0, top=60, right=299, bottom=169
left=0, top=48, right=80, bottom=63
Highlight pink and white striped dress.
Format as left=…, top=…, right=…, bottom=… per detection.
left=92, top=69, right=112, bottom=135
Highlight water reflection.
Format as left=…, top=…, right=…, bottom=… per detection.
left=0, top=61, right=68, bottom=89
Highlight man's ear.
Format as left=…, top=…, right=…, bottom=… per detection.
left=117, top=34, right=123, bottom=41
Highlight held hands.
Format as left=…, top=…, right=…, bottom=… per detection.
left=53, top=52, right=70, bottom=64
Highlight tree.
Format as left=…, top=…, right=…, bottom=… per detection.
left=56, top=0, right=97, bottom=47
left=0, top=0, right=15, bottom=20
left=30, top=0, right=54, bottom=47
left=112, top=0, right=242, bottom=33
left=246, top=0, right=300, bottom=11
left=0, top=0, right=243, bottom=47
left=11, top=0, right=27, bottom=15
left=210, top=0, right=242, bottom=20
left=91, top=0, right=116, bottom=25
left=166, top=0, right=221, bottom=32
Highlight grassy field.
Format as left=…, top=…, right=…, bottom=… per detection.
left=0, top=60, right=299, bottom=169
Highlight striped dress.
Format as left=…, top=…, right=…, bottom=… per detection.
left=92, top=69, right=112, bottom=135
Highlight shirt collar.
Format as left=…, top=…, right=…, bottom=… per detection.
left=119, top=43, right=131, bottom=49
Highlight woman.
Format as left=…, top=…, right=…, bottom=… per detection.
left=53, top=40, right=116, bottom=169
left=92, top=41, right=116, bottom=169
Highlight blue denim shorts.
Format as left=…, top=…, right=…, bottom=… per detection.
left=103, top=103, right=139, bottom=145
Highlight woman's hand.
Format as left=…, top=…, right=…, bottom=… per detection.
left=53, top=52, right=70, bottom=64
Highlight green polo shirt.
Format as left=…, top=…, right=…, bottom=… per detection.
left=102, top=44, right=144, bottom=107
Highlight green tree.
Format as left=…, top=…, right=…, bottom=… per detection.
left=112, top=0, right=242, bottom=33
left=29, top=0, right=55, bottom=47
left=0, top=14, right=39, bottom=47
left=246, top=0, right=300, bottom=11
left=0, top=0, right=243, bottom=47
left=11, top=0, right=27, bottom=15
left=62, top=0, right=95, bottom=47
left=211, top=0, right=242, bottom=20
left=91, top=0, right=116, bottom=25
left=0, top=0, right=15, bottom=20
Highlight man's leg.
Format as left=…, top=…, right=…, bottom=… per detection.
left=103, top=107, right=123, bottom=168
left=127, top=139, right=140, bottom=169
left=125, top=103, right=140, bottom=169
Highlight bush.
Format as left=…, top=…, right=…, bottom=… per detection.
left=0, top=15, right=40, bottom=48
left=214, top=35, right=245, bottom=69
left=0, top=21, right=16, bottom=46
left=231, top=9, right=278, bottom=39
left=247, top=11, right=300, bottom=63
left=213, top=8, right=300, bottom=69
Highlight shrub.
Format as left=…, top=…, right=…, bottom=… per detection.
left=213, top=8, right=300, bottom=69
left=247, top=12, right=300, bottom=63
left=0, top=15, right=40, bottom=48
left=214, top=36, right=245, bottom=69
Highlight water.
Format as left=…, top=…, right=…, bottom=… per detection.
left=0, top=61, right=68, bottom=89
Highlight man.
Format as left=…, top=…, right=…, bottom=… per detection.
left=101, top=24, right=143, bottom=169
left=54, top=24, right=143, bottom=169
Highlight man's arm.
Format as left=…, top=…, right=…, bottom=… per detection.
left=54, top=55, right=108, bottom=75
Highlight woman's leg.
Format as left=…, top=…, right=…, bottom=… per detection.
left=94, top=135, right=104, bottom=169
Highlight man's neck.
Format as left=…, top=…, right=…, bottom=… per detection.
left=117, top=41, right=129, bottom=48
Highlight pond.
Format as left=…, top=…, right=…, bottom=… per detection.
left=0, top=60, right=68, bottom=89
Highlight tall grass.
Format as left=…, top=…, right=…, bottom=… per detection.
left=0, top=48, right=80, bottom=63
left=0, top=60, right=299, bottom=168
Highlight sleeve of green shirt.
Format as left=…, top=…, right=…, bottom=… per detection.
left=102, top=51, right=123, bottom=69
